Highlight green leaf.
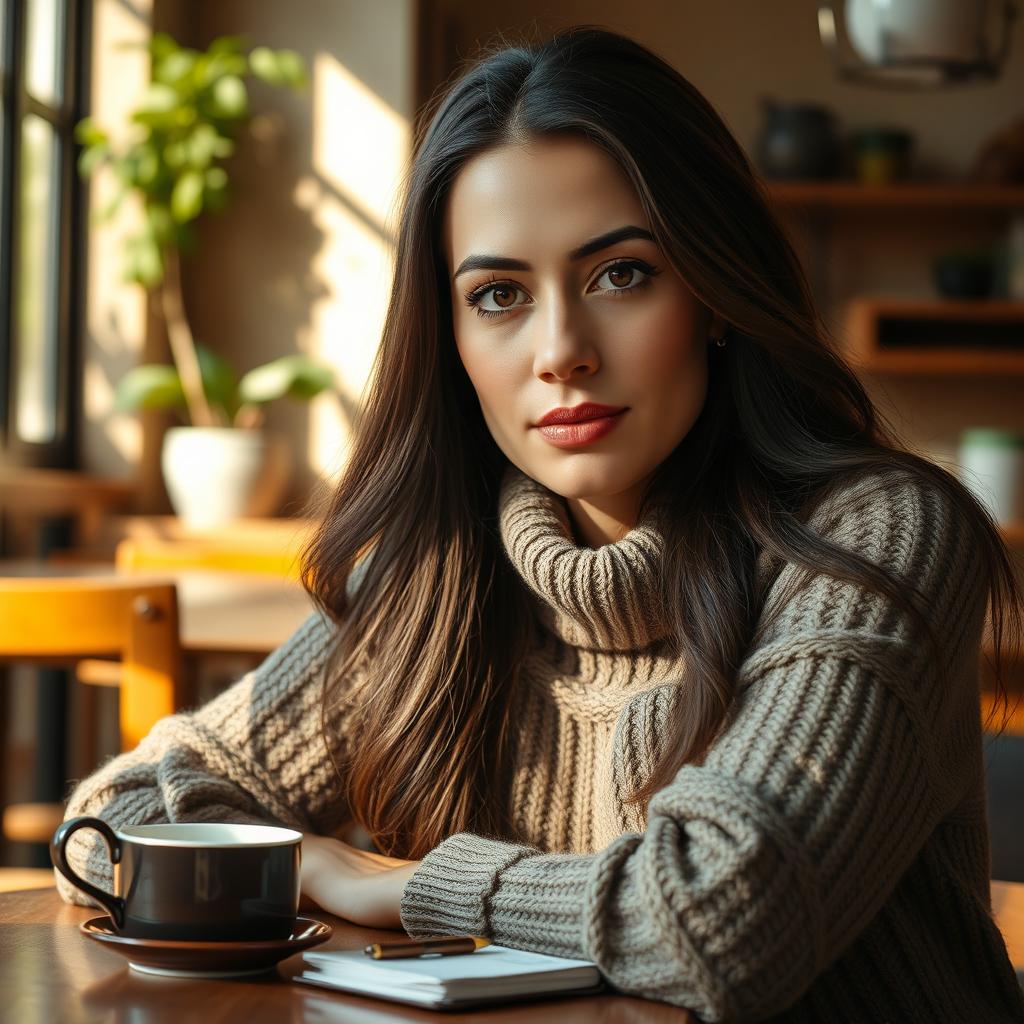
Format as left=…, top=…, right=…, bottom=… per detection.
left=275, top=50, right=307, bottom=89
left=94, top=182, right=128, bottom=223
left=145, top=203, right=175, bottom=245
left=184, top=123, right=221, bottom=168
left=124, top=235, right=164, bottom=287
left=75, top=117, right=108, bottom=148
left=148, top=32, right=179, bottom=62
left=203, top=166, right=230, bottom=212
left=204, top=166, right=228, bottom=190
left=138, top=82, right=179, bottom=114
left=114, top=364, right=185, bottom=412
left=195, top=343, right=239, bottom=418
left=238, top=355, right=334, bottom=405
left=171, top=170, right=204, bottom=221
left=211, top=135, right=234, bottom=158
left=248, top=46, right=283, bottom=85
left=249, top=47, right=307, bottom=88
left=155, top=49, right=197, bottom=86
left=209, top=75, right=247, bottom=118
left=209, top=35, right=248, bottom=57
left=77, top=144, right=108, bottom=178
left=135, top=143, right=160, bottom=185
left=164, top=140, right=187, bottom=168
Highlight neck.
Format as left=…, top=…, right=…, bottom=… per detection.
left=565, top=485, right=644, bottom=549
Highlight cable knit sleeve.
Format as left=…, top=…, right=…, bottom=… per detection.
left=55, top=609, right=352, bottom=907
left=399, top=471, right=993, bottom=1021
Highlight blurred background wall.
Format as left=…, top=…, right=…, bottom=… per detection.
left=77, top=0, right=1024, bottom=512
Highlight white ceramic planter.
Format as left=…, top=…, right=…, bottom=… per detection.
left=161, top=426, right=290, bottom=529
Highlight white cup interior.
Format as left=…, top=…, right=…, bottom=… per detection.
left=116, top=823, right=302, bottom=847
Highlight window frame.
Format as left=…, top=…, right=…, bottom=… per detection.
left=0, top=0, right=88, bottom=470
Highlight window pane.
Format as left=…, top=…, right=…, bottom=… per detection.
left=0, top=106, right=5, bottom=285
left=16, top=114, right=61, bottom=444
left=1, top=0, right=8, bottom=74
left=0, top=104, right=5, bottom=245
left=25, top=0, right=64, bottom=106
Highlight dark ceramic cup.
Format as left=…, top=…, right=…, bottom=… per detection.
left=51, top=817, right=303, bottom=941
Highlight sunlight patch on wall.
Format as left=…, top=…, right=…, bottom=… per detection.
left=312, top=52, right=409, bottom=233
left=85, top=0, right=153, bottom=473
left=304, top=51, right=411, bottom=479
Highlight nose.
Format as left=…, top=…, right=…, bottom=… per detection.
left=532, top=300, right=600, bottom=383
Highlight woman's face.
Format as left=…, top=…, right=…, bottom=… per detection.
left=444, top=135, right=722, bottom=517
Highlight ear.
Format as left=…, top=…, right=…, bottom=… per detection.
left=708, top=310, right=728, bottom=339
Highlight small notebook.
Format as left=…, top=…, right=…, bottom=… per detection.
left=295, top=943, right=605, bottom=1010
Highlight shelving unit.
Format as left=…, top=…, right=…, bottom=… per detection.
left=767, top=185, right=1024, bottom=673
left=765, top=180, right=1024, bottom=376
left=766, top=181, right=1024, bottom=211
left=844, top=297, right=1024, bottom=374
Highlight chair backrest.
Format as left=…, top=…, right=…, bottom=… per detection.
left=0, top=578, right=182, bottom=751
left=115, top=535, right=308, bottom=580
left=983, top=691, right=1024, bottom=738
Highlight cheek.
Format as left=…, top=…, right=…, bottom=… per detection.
left=624, top=300, right=708, bottom=394
left=455, top=334, right=520, bottom=436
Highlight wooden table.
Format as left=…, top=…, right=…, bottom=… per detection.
left=0, top=561, right=314, bottom=657
left=0, top=887, right=692, bottom=1023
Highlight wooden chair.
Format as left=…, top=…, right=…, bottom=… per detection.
left=0, top=579, right=183, bottom=891
left=983, top=691, right=1024, bottom=737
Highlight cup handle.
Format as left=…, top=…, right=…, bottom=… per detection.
left=50, top=816, right=126, bottom=929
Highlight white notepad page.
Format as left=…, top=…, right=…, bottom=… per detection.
left=302, top=943, right=600, bottom=998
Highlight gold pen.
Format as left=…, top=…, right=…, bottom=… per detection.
left=363, top=935, right=491, bottom=959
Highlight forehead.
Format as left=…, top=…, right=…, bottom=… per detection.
left=443, top=137, right=647, bottom=263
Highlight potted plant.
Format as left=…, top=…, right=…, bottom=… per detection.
left=76, top=32, right=334, bottom=528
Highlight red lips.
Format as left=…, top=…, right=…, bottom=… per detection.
left=534, top=403, right=629, bottom=449
left=536, top=403, right=627, bottom=426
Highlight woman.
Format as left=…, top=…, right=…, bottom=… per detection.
left=58, top=25, right=1023, bottom=1022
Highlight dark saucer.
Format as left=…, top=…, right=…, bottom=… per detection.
left=81, top=916, right=332, bottom=978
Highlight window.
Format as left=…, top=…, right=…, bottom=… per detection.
left=0, top=0, right=85, bottom=469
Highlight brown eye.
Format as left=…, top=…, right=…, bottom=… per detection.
left=593, top=259, right=659, bottom=295
left=492, top=286, right=516, bottom=308
left=607, top=265, right=635, bottom=288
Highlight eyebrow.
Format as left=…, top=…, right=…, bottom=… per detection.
left=452, top=224, right=656, bottom=280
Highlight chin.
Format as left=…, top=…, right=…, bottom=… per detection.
left=522, top=457, right=651, bottom=503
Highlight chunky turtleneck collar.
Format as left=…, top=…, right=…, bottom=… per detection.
left=497, top=466, right=670, bottom=651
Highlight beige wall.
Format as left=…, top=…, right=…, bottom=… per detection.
left=438, top=2, right=1024, bottom=467
left=78, top=0, right=156, bottom=484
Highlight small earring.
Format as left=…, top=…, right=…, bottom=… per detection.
left=712, top=331, right=728, bottom=348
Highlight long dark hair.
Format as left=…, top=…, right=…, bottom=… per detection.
left=301, top=25, right=1021, bottom=857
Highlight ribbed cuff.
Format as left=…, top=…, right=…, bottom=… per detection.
left=399, top=832, right=539, bottom=937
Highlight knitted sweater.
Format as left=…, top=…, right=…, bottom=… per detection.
left=57, top=466, right=1024, bottom=1023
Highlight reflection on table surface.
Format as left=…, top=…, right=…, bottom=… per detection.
left=1, top=888, right=693, bottom=1023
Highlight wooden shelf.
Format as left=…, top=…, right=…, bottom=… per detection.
left=844, top=297, right=1024, bottom=375
left=767, top=181, right=1024, bottom=211
left=1001, top=522, right=1024, bottom=545
left=847, top=298, right=1024, bottom=319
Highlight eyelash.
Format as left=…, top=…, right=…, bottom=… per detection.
left=463, top=259, right=662, bottom=320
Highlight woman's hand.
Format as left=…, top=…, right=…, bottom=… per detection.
left=299, top=833, right=422, bottom=929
